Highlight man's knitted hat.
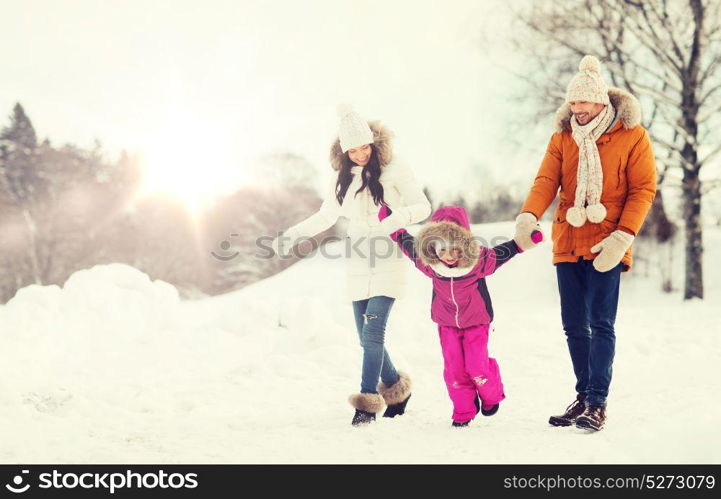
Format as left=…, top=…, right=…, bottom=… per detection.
left=566, top=55, right=610, bottom=105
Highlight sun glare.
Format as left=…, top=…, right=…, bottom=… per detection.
left=138, top=118, right=243, bottom=215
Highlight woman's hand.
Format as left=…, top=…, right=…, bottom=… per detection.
left=377, top=205, right=404, bottom=235
left=271, top=232, right=295, bottom=257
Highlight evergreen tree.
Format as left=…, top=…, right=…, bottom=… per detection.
left=0, top=103, right=44, bottom=285
left=1, top=103, right=42, bottom=204
left=2, top=103, right=37, bottom=150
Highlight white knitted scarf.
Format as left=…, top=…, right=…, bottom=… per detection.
left=567, top=103, right=615, bottom=227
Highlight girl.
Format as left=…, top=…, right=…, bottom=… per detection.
left=272, top=107, right=431, bottom=426
left=379, top=204, right=540, bottom=426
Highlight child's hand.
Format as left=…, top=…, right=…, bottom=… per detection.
left=378, top=204, right=390, bottom=221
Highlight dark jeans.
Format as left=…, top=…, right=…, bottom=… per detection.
left=352, top=296, right=399, bottom=394
left=556, top=259, right=622, bottom=407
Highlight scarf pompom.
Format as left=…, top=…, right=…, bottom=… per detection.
left=586, top=203, right=607, bottom=224
left=567, top=206, right=587, bottom=227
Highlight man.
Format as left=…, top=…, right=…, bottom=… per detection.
left=514, top=55, right=657, bottom=431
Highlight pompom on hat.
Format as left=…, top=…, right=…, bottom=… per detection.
left=565, top=55, right=610, bottom=105
left=337, top=104, right=374, bottom=153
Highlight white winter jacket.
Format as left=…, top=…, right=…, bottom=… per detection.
left=281, top=159, right=431, bottom=301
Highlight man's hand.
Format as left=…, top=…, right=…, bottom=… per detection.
left=514, top=212, right=544, bottom=251
left=590, top=230, right=634, bottom=272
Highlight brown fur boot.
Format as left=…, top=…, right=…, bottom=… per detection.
left=348, top=393, right=384, bottom=426
left=378, top=372, right=412, bottom=418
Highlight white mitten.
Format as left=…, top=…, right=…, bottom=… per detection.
left=514, top=212, right=544, bottom=251
left=271, top=231, right=296, bottom=257
left=378, top=212, right=404, bottom=235
left=590, top=230, right=634, bottom=272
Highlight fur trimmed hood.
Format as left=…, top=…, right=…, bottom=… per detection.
left=329, top=121, right=394, bottom=171
left=415, top=206, right=480, bottom=273
left=554, top=87, right=642, bottom=134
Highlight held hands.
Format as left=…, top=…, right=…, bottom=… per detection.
left=514, top=212, right=544, bottom=251
left=590, top=230, right=634, bottom=272
left=377, top=205, right=403, bottom=235
left=375, top=204, right=407, bottom=242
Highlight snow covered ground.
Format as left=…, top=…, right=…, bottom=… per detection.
left=1, top=221, right=720, bottom=464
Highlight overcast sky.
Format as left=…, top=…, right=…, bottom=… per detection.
left=0, top=0, right=549, bottom=203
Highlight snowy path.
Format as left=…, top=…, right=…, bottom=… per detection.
left=1, top=222, right=720, bottom=463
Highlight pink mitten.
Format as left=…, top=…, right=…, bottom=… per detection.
left=378, top=205, right=390, bottom=221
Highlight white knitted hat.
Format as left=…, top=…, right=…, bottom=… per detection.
left=565, top=55, right=610, bottom=105
left=337, top=104, right=374, bottom=153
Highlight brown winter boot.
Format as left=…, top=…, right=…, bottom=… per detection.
left=348, top=393, right=384, bottom=426
left=548, top=393, right=587, bottom=427
left=575, top=405, right=607, bottom=431
left=378, top=371, right=412, bottom=418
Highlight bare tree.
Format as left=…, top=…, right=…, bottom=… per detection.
left=511, top=0, right=721, bottom=299
left=251, top=152, right=319, bottom=192
left=202, top=181, right=334, bottom=295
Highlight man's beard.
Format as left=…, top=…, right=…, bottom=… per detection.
left=575, top=113, right=590, bottom=124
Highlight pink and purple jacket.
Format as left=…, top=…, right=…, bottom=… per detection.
left=380, top=205, right=521, bottom=328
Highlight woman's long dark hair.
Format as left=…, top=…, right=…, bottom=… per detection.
left=335, top=144, right=386, bottom=206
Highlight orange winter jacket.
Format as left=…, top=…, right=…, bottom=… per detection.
left=521, top=88, right=657, bottom=271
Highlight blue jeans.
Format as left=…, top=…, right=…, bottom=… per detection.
left=556, top=259, right=622, bottom=407
left=352, top=296, right=400, bottom=394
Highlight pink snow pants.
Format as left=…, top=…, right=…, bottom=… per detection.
left=438, top=324, right=505, bottom=423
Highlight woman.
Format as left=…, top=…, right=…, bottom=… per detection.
left=273, top=107, right=431, bottom=425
